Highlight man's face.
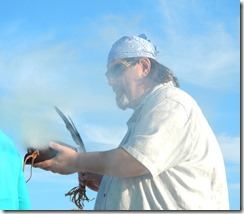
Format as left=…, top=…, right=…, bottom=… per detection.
left=106, top=59, right=142, bottom=110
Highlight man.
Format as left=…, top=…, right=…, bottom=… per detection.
left=35, top=34, right=229, bottom=210
left=0, top=130, right=31, bottom=210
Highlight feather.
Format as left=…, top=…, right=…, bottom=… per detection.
left=54, top=106, right=86, bottom=152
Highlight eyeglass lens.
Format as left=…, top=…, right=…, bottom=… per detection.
left=106, top=63, right=128, bottom=79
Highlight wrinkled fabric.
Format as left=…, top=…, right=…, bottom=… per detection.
left=107, top=35, right=158, bottom=64
left=94, top=84, right=229, bottom=210
left=0, top=131, right=31, bottom=210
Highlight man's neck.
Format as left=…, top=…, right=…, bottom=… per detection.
left=129, top=82, right=156, bottom=110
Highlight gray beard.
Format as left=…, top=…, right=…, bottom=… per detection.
left=116, top=94, right=129, bottom=110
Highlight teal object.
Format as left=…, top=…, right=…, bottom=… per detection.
left=0, top=131, right=31, bottom=210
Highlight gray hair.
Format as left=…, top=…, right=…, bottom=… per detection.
left=125, top=57, right=179, bottom=87
left=148, top=58, right=179, bottom=87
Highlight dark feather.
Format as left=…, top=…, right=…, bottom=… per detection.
left=54, top=106, right=86, bottom=152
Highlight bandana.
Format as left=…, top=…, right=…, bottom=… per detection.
left=107, top=34, right=158, bottom=64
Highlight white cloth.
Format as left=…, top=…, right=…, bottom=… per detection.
left=94, top=84, right=229, bottom=210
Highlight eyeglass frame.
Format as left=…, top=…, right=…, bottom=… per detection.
left=105, top=58, right=139, bottom=79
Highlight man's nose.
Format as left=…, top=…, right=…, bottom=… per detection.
left=107, top=76, right=118, bottom=86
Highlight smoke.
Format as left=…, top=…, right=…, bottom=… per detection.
left=0, top=92, right=77, bottom=149
left=0, top=39, right=90, bottom=149
left=19, top=110, right=66, bottom=149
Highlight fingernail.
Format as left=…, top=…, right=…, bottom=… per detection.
left=49, top=142, right=55, bottom=147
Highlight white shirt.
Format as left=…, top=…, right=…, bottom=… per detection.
left=94, top=84, right=229, bottom=210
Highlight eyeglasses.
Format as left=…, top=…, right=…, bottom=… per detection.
left=105, top=60, right=138, bottom=79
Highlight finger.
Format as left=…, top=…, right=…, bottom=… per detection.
left=78, top=172, right=85, bottom=177
left=33, top=162, right=43, bottom=168
left=78, top=176, right=84, bottom=183
left=84, top=173, right=97, bottom=181
left=85, top=182, right=99, bottom=192
left=33, top=160, right=50, bottom=169
left=35, top=162, right=56, bottom=174
left=79, top=180, right=86, bottom=187
left=78, top=172, right=85, bottom=180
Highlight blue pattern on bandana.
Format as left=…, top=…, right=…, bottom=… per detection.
left=107, top=34, right=158, bottom=63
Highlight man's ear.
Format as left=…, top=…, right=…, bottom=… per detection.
left=139, top=58, right=151, bottom=77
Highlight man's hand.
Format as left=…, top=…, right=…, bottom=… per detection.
left=34, top=141, right=79, bottom=175
left=78, top=172, right=103, bottom=192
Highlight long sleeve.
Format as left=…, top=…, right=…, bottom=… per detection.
left=17, top=166, right=31, bottom=210
left=0, top=131, right=31, bottom=210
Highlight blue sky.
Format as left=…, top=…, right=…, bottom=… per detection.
left=0, top=0, right=240, bottom=210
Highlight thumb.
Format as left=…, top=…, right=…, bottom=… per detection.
left=49, top=141, right=64, bottom=152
